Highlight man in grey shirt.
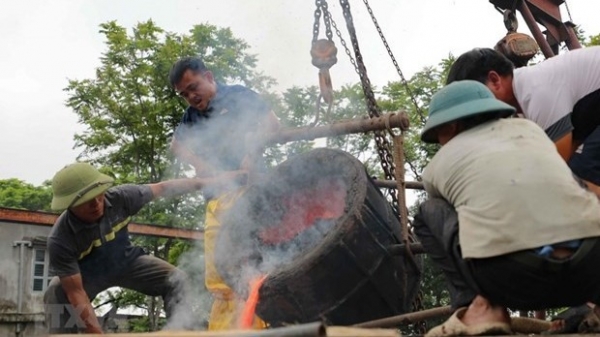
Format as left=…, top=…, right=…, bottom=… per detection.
left=44, top=162, right=236, bottom=334
left=417, top=81, right=600, bottom=336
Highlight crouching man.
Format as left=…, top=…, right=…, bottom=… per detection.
left=44, top=162, right=222, bottom=334
left=415, top=80, right=600, bottom=336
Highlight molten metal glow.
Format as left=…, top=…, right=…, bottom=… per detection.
left=258, top=179, right=346, bottom=244
left=240, top=274, right=268, bottom=329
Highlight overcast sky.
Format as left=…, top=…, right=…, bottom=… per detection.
left=1, top=0, right=599, bottom=185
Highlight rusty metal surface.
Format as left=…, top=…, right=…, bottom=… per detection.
left=490, top=0, right=581, bottom=57
left=387, top=243, right=425, bottom=255
left=244, top=322, right=325, bottom=337
left=263, top=113, right=409, bottom=145
left=373, top=179, right=424, bottom=190
left=50, top=322, right=402, bottom=336
left=519, top=1, right=556, bottom=58
left=0, top=207, right=203, bottom=240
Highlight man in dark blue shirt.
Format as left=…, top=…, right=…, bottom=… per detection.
left=44, top=162, right=226, bottom=334
left=169, top=57, right=280, bottom=177
left=168, top=57, right=280, bottom=330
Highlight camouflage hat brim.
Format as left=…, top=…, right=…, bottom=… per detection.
left=50, top=174, right=114, bottom=211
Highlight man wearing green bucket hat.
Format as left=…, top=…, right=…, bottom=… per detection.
left=414, top=81, right=600, bottom=336
left=44, top=162, right=227, bottom=334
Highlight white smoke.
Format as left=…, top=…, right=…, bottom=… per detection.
left=162, top=241, right=211, bottom=331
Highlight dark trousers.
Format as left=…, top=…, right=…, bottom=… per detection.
left=413, top=198, right=600, bottom=311
left=43, top=254, right=187, bottom=334
left=570, top=125, right=600, bottom=186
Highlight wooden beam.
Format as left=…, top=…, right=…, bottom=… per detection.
left=0, top=207, right=203, bottom=240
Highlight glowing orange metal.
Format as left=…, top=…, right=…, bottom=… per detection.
left=240, top=274, right=268, bottom=329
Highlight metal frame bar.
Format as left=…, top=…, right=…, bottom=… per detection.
left=0, top=207, right=203, bottom=240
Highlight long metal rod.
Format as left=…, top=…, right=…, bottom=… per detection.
left=564, top=22, right=582, bottom=50
left=263, top=113, right=409, bottom=145
left=373, top=179, right=423, bottom=190
left=519, top=1, right=555, bottom=58
left=244, top=321, right=325, bottom=337
left=387, top=243, right=425, bottom=255
left=354, top=306, right=453, bottom=328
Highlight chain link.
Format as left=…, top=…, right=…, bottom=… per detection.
left=313, top=0, right=334, bottom=42
left=330, top=16, right=359, bottom=73
left=321, top=1, right=334, bottom=41
left=564, top=0, right=574, bottom=22
left=361, top=0, right=426, bottom=123
left=411, top=290, right=427, bottom=334
left=313, top=0, right=322, bottom=43
left=338, top=0, right=399, bottom=216
left=359, top=1, right=426, bottom=332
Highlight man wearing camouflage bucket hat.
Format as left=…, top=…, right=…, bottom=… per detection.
left=44, top=162, right=234, bottom=334
left=413, top=81, right=600, bottom=336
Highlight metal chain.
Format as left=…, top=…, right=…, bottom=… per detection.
left=313, top=0, right=322, bottom=43
left=361, top=1, right=426, bottom=331
left=338, top=0, right=399, bottom=216
left=313, top=0, right=334, bottom=42
left=564, top=0, right=574, bottom=22
left=330, top=16, right=359, bottom=73
left=361, top=0, right=426, bottom=123
left=321, top=0, right=334, bottom=41
left=412, top=290, right=428, bottom=334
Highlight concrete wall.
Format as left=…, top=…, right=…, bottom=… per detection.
left=0, top=220, right=51, bottom=336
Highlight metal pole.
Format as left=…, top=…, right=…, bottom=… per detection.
left=518, top=1, right=555, bottom=58
left=243, top=321, right=325, bottom=337
left=354, top=306, right=453, bottom=328
left=564, top=22, right=582, bottom=50
left=373, top=179, right=424, bottom=190
left=262, top=113, right=409, bottom=145
left=387, top=243, right=425, bottom=255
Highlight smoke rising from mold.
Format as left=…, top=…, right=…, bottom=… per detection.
left=213, top=149, right=354, bottom=318
left=162, top=241, right=212, bottom=331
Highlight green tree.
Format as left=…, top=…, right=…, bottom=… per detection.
left=585, top=32, right=600, bottom=46
left=0, top=179, right=52, bottom=211
left=65, top=20, right=275, bottom=330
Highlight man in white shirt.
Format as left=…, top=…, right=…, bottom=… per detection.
left=416, top=80, right=600, bottom=336
left=446, top=47, right=600, bottom=195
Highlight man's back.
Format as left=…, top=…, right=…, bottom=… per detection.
left=423, top=118, right=600, bottom=259
left=513, top=46, right=600, bottom=142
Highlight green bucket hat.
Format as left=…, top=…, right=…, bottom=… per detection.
left=51, top=162, right=114, bottom=211
left=421, top=80, right=516, bottom=143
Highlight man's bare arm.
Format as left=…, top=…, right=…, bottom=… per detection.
left=554, top=132, right=575, bottom=162
left=553, top=132, right=600, bottom=198
left=60, top=274, right=102, bottom=334
left=148, top=173, right=248, bottom=199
